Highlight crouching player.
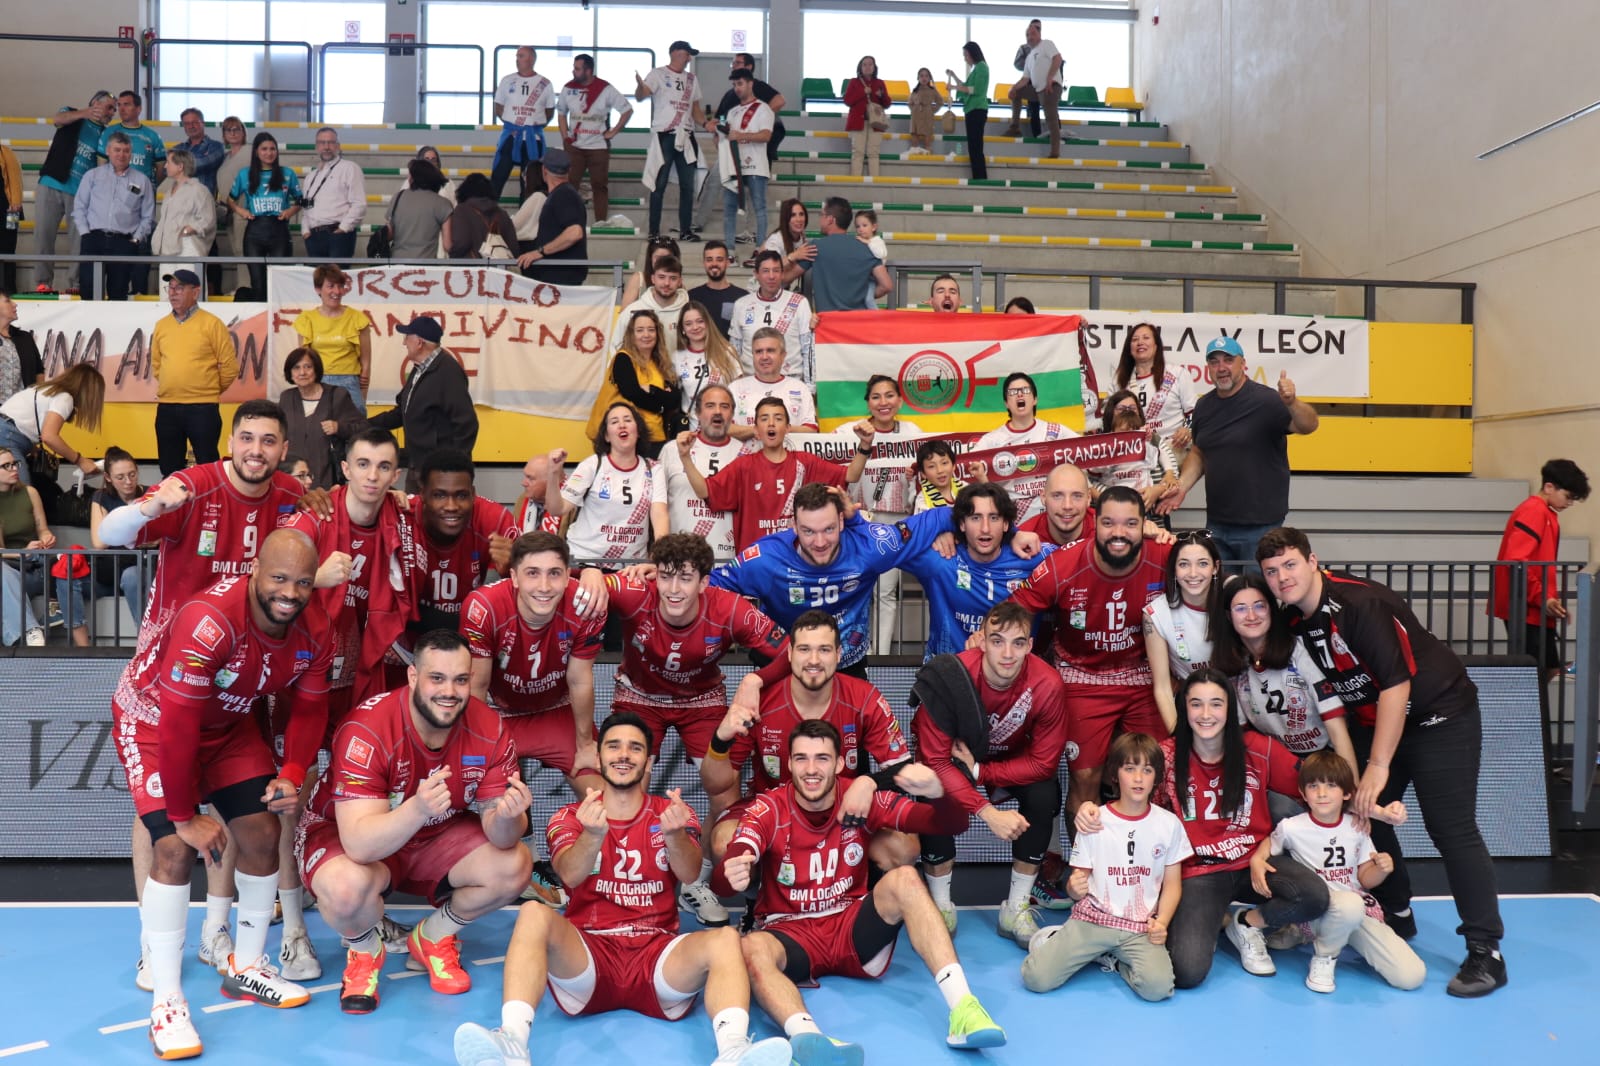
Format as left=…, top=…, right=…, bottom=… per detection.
left=453, top=712, right=793, bottom=1066
left=1250, top=750, right=1425, bottom=993
left=716, top=721, right=1006, bottom=1063
left=297, top=630, right=534, bottom=1014
left=1022, top=733, right=1191, bottom=1001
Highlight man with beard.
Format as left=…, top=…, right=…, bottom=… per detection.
left=661, top=385, right=743, bottom=561
left=114, top=530, right=334, bottom=1058
left=715, top=720, right=1004, bottom=1061
left=452, top=713, right=793, bottom=1066
left=297, top=630, right=534, bottom=1015
left=556, top=52, right=633, bottom=226
left=930, top=274, right=963, bottom=313
left=1006, top=485, right=1171, bottom=822
left=689, top=242, right=748, bottom=341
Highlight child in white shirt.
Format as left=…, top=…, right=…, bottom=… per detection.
left=855, top=209, right=889, bottom=309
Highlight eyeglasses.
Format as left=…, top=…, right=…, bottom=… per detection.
left=1231, top=602, right=1271, bottom=616
left=1004, top=387, right=1033, bottom=397
left=0, top=461, right=18, bottom=471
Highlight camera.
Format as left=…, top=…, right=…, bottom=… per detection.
left=716, top=120, right=730, bottom=135
left=299, top=195, right=315, bottom=208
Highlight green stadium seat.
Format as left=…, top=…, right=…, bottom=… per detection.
left=801, top=77, right=838, bottom=103
left=1066, top=85, right=1101, bottom=106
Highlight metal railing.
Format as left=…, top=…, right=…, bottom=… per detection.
left=0, top=34, right=141, bottom=105
left=320, top=41, right=487, bottom=125
left=493, top=45, right=658, bottom=91
left=150, top=38, right=314, bottom=122
left=1, top=546, right=154, bottom=649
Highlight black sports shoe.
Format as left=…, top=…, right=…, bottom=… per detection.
left=681, top=230, right=703, bottom=243
left=1383, top=908, right=1418, bottom=941
left=1446, top=944, right=1507, bottom=998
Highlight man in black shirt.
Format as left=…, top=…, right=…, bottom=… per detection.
left=516, top=148, right=588, bottom=287
left=1257, top=526, right=1507, bottom=999
left=694, top=53, right=787, bottom=240
left=688, top=241, right=748, bottom=340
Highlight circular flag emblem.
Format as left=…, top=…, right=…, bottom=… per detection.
left=898, top=350, right=962, bottom=414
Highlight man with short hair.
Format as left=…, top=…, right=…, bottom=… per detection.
left=116, top=529, right=334, bottom=1057
left=299, top=127, right=367, bottom=261
left=1491, top=458, right=1591, bottom=689
left=689, top=242, right=749, bottom=341
left=34, top=89, right=115, bottom=290
left=728, top=329, right=817, bottom=432
left=493, top=46, right=556, bottom=200
left=1257, top=526, right=1507, bottom=998
left=913, top=601, right=1068, bottom=943
left=714, top=719, right=1005, bottom=1059
left=1017, top=463, right=1093, bottom=546
left=513, top=453, right=557, bottom=534
left=976, top=372, right=1075, bottom=451
left=716, top=69, right=774, bottom=254
left=1003, top=19, right=1062, bottom=158
left=368, top=315, right=479, bottom=489
left=148, top=268, right=238, bottom=473
left=676, top=400, right=843, bottom=552
left=73, top=130, right=154, bottom=301
left=661, top=384, right=743, bottom=560
left=299, top=629, right=534, bottom=1014
left=557, top=52, right=633, bottom=225
left=515, top=148, right=588, bottom=287
left=637, top=41, right=707, bottom=241
left=176, top=107, right=225, bottom=195
left=695, top=52, right=787, bottom=239
left=610, top=254, right=691, bottom=353
left=930, top=274, right=963, bottom=313
left=728, top=251, right=812, bottom=378
left=101, top=90, right=167, bottom=182
left=805, top=196, right=890, bottom=313
left=1159, top=336, right=1318, bottom=564
left=452, top=712, right=793, bottom=1066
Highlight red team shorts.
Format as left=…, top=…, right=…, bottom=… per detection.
left=1062, top=683, right=1169, bottom=771
left=114, top=699, right=279, bottom=819
left=268, top=686, right=356, bottom=760
left=499, top=708, right=579, bottom=775
left=299, top=812, right=490, bottom=906
left=549, top=929, right=695, bottom=1020
left=614, top=698, right=725, bottom=763
left=764, top=898, right=897, bottom=982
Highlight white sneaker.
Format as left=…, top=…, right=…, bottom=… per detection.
left=454, top=1022, right=531, bottom=1066
left=605, top=212, right=633, bottom=227
left=197, top=923, right=233, bottom=972
left=23, top=626, right=44, bottom=646
left=713, top=1035, right=793, bottom=1066
left=220, top=953, right=311, bottom=1008
left=680, top=881, right=730, bottom=927
left=377, top=914, right=413, bottom=955
left=1306, top=953, right=1338, bottom=993
left=944, top=152, right=958, bottom=162
left=278, top=929, right=322, bottom=980
left=135, top=950, right=155, bottom=993
left=149, top=993, right=202, bottom=1060
left=1224, top=909, right=1276, bottom=976
left=997, top=901, right=1040, bottom=948
left=938, top=905, right=957, bottom=933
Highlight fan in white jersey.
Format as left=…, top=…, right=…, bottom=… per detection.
left=974, top=371, right=1078, bottom=451
left=1112, top=322, right=1197, bottom=451
left=1144, top=530, right=1222, bottom=733
left=1252, top=750, right=1425, bottom=992
left=1210, top=573, right=1360, bottom=775
left=1022, top=732, right=1192, bottom=1001
left=673, top=301, right=743, bottom=426
left=662, top=385, right=746, bottom=561
left=728, top=328, right=817, bottom=435
left=728, top=251, right=814, bottom=380
left=1092, top=389, right=1179, bottom=509
left=548, top=404, right=668, bottom=564
left=492, top=47, right=556, bottom=199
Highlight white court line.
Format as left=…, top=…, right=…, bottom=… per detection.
left=472, top=956, right=506, bottom=966
left=307, top=982, right=342, bottom=994
left=0, top=1043, right=49, bottom=1058
left=386, top=970, right=426, bottom=981
left=97, top=1020, right=147, bottom=1035
left=200, top=1001, right=251, bottom=1015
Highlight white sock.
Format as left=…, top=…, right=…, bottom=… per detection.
left=935, top=963, right=971, bottom=1009
left=926, top=870, right=954, bottom=911
left=422, top=901, right=468, bottom=942
left=279, top=885, right=305, bottom=937
left=233, top=870, right=277, bottom=968
left=343, top=926, right=381, bottom=956
left=501, top=999, right=536, bottom=1046
left=203, top=893, right=233, bottom=934
left=1007, top=869, right=1037, bottom=912
left=783, top=1012, right=821, bottom=1038
left=142, top=879, right=189, bottom=1003
left=711, top=1007, right=750, bottom=1056
left=698, top=856, right=715, bottom=886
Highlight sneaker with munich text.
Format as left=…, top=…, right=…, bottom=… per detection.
left=407, top=924, right=471, bottom=994
left=339, top=944, right=386, bottom=1014
left=220, top=953, right=310, bottom=1007
left=148, top=993, right=202, bottom=1060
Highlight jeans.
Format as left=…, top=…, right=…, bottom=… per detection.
left=491, top=126, right=545, bottom=201
left=722, top=174, right=768, bottom=253
left=649, top=131, right=697, bottom=237
left=1207, top=521, right=1280, bottom=570
left=0, top=562, right=40, bottom=645
left=32, top=185, right=77, bottom=290
left=0, top=419, right=36, bottom=485
left=322, top=374, right=367, bottom=417
left=1167, top=859, right=1330, bottom=988
left=154, top=402, right=223, bottom=477
left=1349, top=708, right=1503, bottom=946
left=79, top=230, right=139, bottom=301
left=964, top=108, right=989, bottom=180
left=242, top=216, right=291, bottom=299
left=304, top=227, right=357, bottom=263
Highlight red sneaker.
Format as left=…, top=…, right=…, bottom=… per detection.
left=339, top=943, right=386, bottom=1014
left=406, top=924, right=470, bottom=994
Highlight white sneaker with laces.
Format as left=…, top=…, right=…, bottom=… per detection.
left=1224, top=909, right=1277, bottom=976
left=453, top=1022, right=531, bottom=1066
left=997, top=901, right=1040, bottom=948
left=680, top=881, right=730, bottom=927
left=377, top=914, right=413, bottom=955
left=1306, top=953, right=1338, bottom=993
left=278, top=928, right=322, bottom=980
left=220, top=953, right=310, bottom=1008
left=23, top=626, right=45, bottom=646
left=197, top=923, right=233, bottom=972
left=149, top=993, right=202, bottom=1060
left=713, top=1035, right=793, bottom=1066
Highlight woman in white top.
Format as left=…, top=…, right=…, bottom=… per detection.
left=151, top=149, right=217, bottom=264
left=841, top=375, right=924, bottom=652
left=0, top=363, right=105, bottom=486
left=1113, top=322, right=1196, bottom=450
left=400, top=146, right=458, bottom=205
left=1144, top=529, right=1221, bottom=733
left=673, top=301, right=742, bottom=426
left=1210, top=572, right=1359, bottom=778
left=765, top=197, right=815, bottom=282
left=546, top=401, right=668, bottom=565
left=1092, top=388, right=1179, bottom=512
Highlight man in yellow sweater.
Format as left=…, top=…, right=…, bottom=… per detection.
left=151, top=269, right=239, bottom=475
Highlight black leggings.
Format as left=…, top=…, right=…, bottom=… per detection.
left=920, top=774, right=1060, bottom=866
left=242, top=216, right=291, bottom=299
left=964, top=108, right=988, bottom=181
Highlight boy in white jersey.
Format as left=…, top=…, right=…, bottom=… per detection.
left=1021, top=733, right=1191, bottom=1001
left=1252, top=750, right=1425, bottom=993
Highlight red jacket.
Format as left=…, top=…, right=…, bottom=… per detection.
left=1491, top=494, right=1561, bottom=627
left=843, top=77, right=889, bottom=132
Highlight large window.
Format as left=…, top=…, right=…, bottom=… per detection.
left=967, top=15, right=1130, bottom=99
left=801, top=10, right=967, bottom=94
left=156, top=0, right=268, bottom=122
left=275, top=0, right=387, bottom=125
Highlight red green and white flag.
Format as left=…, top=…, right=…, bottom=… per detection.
left=814, top=310, right=1086, bottom=433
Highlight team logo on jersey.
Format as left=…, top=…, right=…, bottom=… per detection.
left=763, top=755, right=781, bottom=779
left=740, top=544, right=762, bottom=562
left=843, top=842, right=864, bottom=867
left=214, top=667, right=238, bottom=689
left=655, top=847, right=670, bottom=871
left=170, top=664, right=184, bottom=682
left=197, top=530, right=217, bottom=557
left=777, top=860, right=795, bottom=886
left=466, top=600, right=488, bottom=629
left=844, top=748, right=858, bottom=770
left=1063, top=741, right=1080, bottom=764
left=146, top=772, right=164, bottom=798
left=1150, top=843, right=1165, bottom=861
left=788, top=587, right=805, bottom=605
left=1112, top=588, right=1125, bottom=602
left=956, top=569, right=972, bottom=591
left=1069, top=609, right=1087, bottom=630
left=346, top=737, right=374, bottom=769
left=194, top=617, right=225, bottom=650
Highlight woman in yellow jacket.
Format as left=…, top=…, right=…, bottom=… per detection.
left=586, top=308, right=683, bottom=458
left=0, top=143, right=23, bottom=294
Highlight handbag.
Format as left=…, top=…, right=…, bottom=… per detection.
left=862, top=79, right=890, bottom=132
left=479, top=205, right=513, bottom=260
left=941, top=107, right=958, bottom=135
left=25, top=393, right=60, bottom=484
left=368, top=189, right=401, bottom=258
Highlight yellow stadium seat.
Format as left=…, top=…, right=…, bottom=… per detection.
left=1105, top=86, right=1143, bottom=112
left=884, top=79, right=911, bottom=103
left=993, top=82, right=1013, bottom=105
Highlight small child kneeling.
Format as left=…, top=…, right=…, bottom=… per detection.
left=1249, top=749, right=1426, bottom=993
left=1021, top=733, right=1192, bottom=1001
